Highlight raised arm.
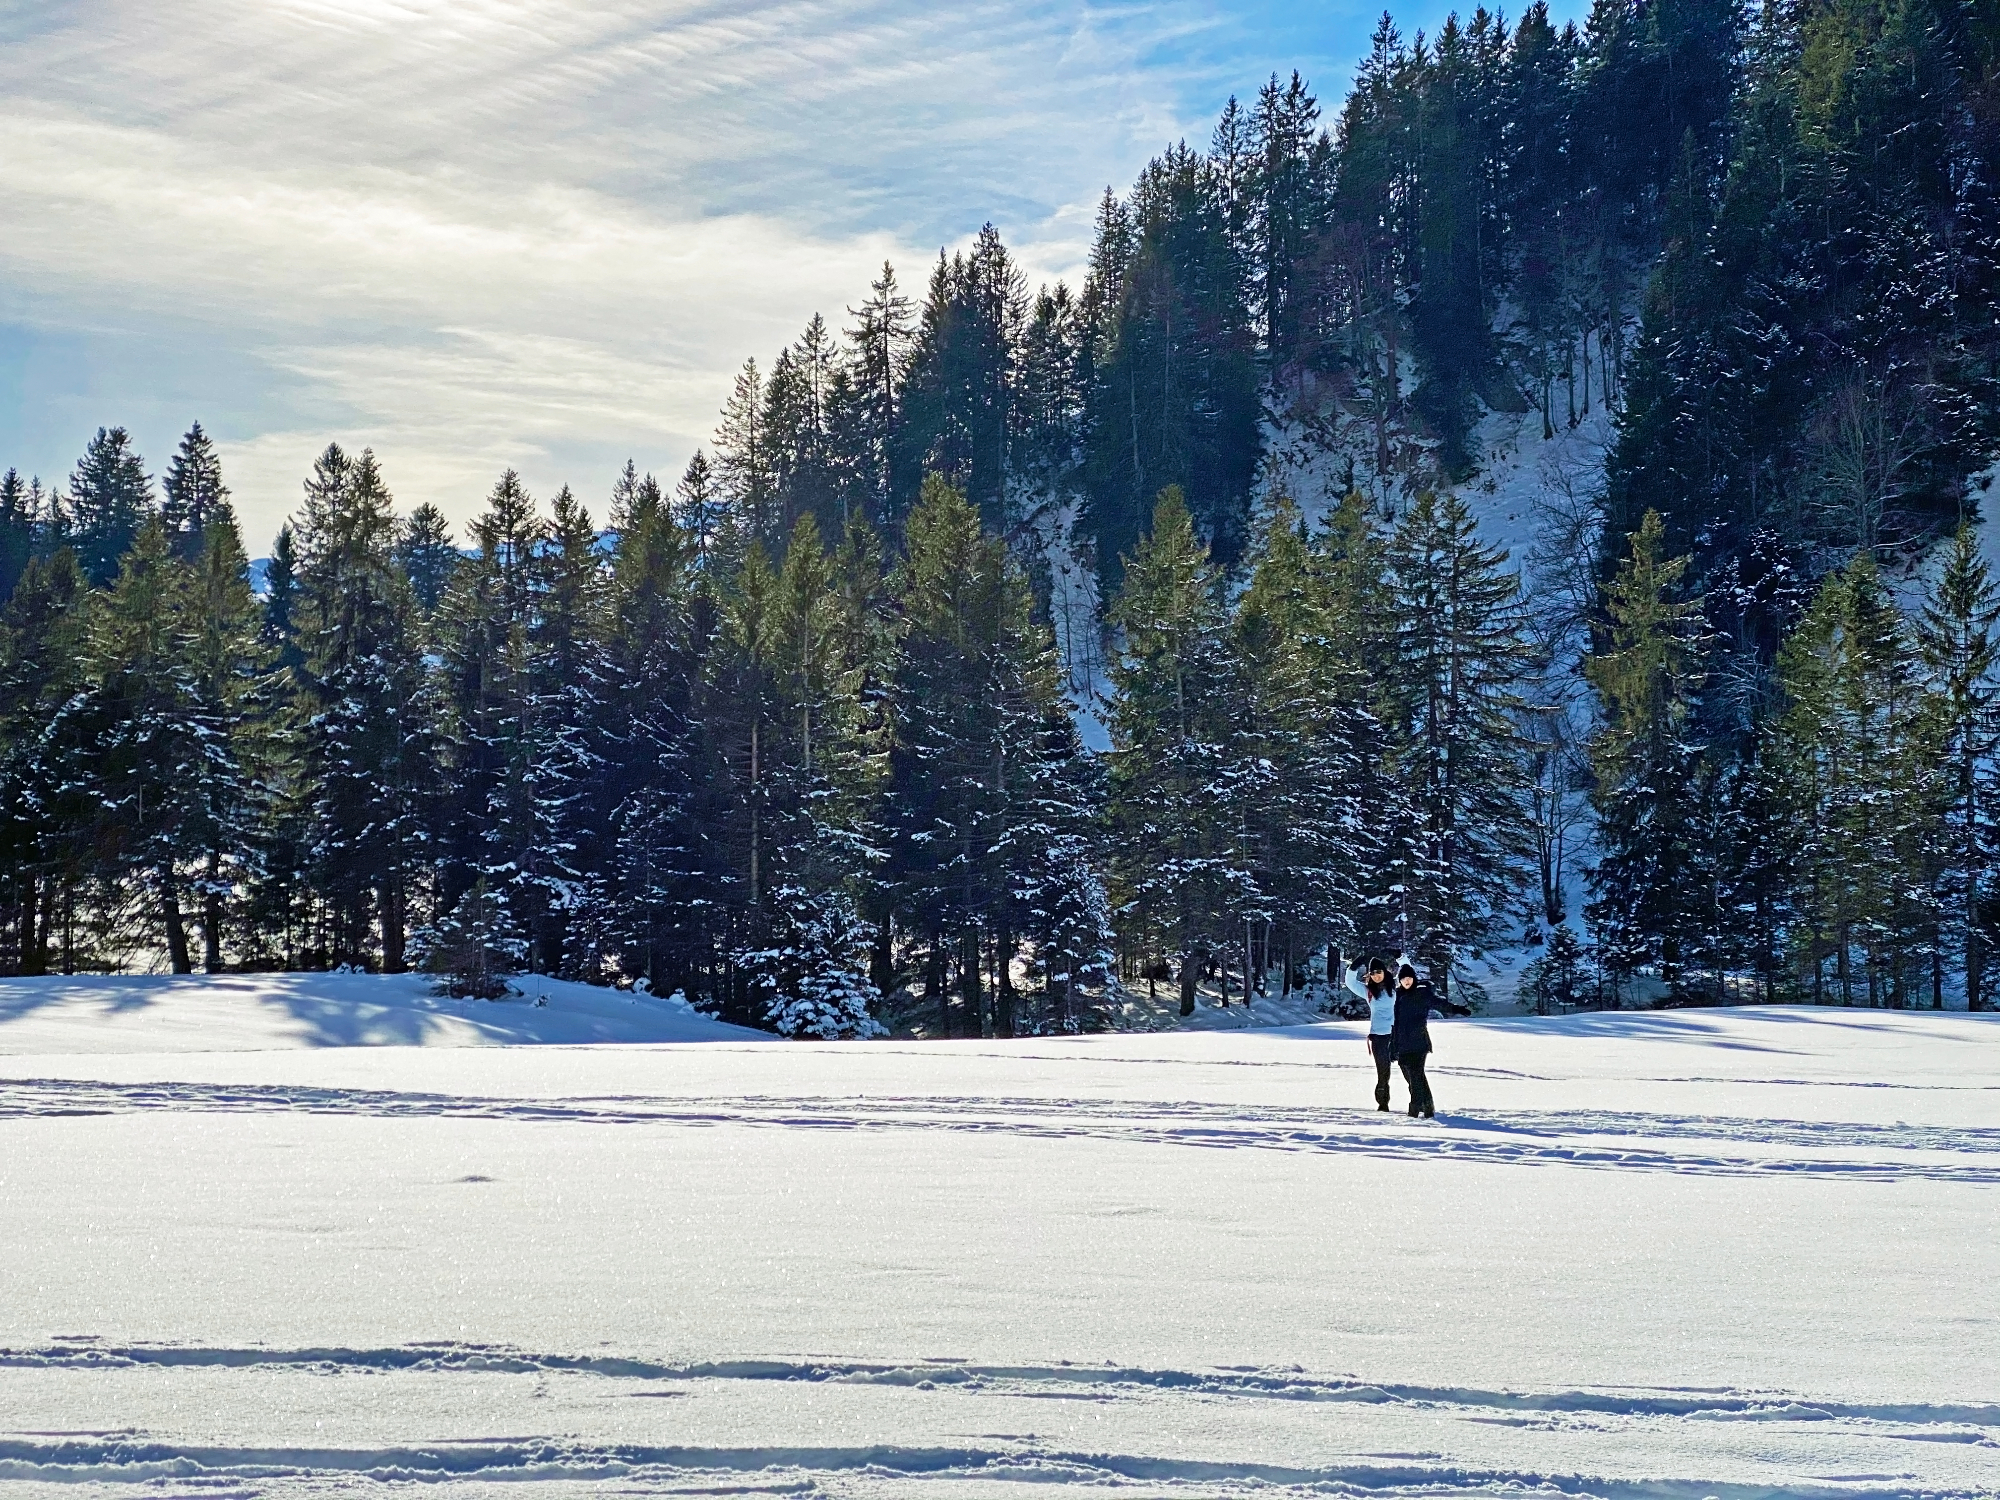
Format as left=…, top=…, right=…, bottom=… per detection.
left=1343, top=963, right=1372, bottom=1003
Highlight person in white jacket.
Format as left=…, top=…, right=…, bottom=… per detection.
left=1345, top=956, right=1397, bottom=1111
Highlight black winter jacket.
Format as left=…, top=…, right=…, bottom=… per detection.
left=1390, top=983, right=1435, bottom=1059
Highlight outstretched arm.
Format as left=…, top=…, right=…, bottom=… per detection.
left=1343, top=964, right=1372, bottom=1003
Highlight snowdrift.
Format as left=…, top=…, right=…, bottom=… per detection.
left=0, top=970, right=765, bottom=1053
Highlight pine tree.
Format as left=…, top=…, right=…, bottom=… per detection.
left=1104, top=487, right=1241, bottom=1014
left=1521, top=921, right=1589, bottom=1012
left=78, top=518, right=209, bottom=970
left=181, top=508, right=267, bottom=971
left=898, top=229, right=1025, bottom=530
left=1773, top=557, right=1947, bottom=1004
left=394, top=503, right=459, bottom=612
left=160, top=423, right=232, bottom=561
left=262, top=524, right=303, bottom=665
left=1381, top=490, right=1536, bottom=995
left=603, top=465, right=711, bottom=998
left=67, top=427, right=154, bottom=586
left=0, top=468, right=35, bottom=608
left=1084, top=153, right=1261, bottom=587
left=0, top=551, right=91, bottom=973
left=884, top=475, right=1058, bottom=1036
left=845, top=262, right=915, bottom=519
left=296, top=446, right=437, bottom=969
left=1584, top=510, right=1709, bottom=992
left=674, top=451, right=724, bottom=560
left=416, top=877, right=526, bottom=999
left=714, top=358, right=775, bottom=544
left=1918, top=523, right=1999, bottom=1008
left=1232, top=495, right=1370, bottom=983
left=740, top=884, right=886, bottom=1038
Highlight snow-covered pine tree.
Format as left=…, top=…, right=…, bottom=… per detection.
left=1105, top=486, right=1242, bottom=1015
left=1773, top=557, right=1948, bottom=1005
left=416, top=877, right=526, bottom=999
left=436, top=471, right=557, bottom=975
left=1016, top=829, right=1115, bottom=1031
left=1232, top=495, right=1370, bottom=988
left=1520, top=921, right=1590, bottom=1013
left=76, top=518, right=210, bottom=970
left=1314, top=491, right=1403, bottom=955
left=1584, top=510, right=1709, bottom=995
left=523, top=484, right=615, bottom=980
left=1918, top=524, right=2000, bottom=1009
left=1381, top=489, right=1536, bottom=999
left=181, top=504, right=267, bottom=971
left=737, top=883, right=885, bottom=1038
left=604, top=468, right=712, bottom=998
left=884, top=475, right=1055, bottom=1036
left=0, top=551, right=92, bottom=972
left=296, top=446, right=438, bottom=970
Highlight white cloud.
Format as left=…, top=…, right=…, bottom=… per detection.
left=0, top=0, right=1467, bottom=542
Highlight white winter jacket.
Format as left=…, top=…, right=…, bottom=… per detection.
left=1345, top=964, right=1396, bottom=1035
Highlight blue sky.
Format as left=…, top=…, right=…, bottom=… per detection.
left=0, top=0, right=1586, bottom=547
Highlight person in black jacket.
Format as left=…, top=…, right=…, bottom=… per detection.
left=1390, top=963, right=1436, bottom=1118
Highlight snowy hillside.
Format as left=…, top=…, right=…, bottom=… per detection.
left=0, top=971, right=762, bottom=1053
left=2, top=996, right=1995, bottom=1495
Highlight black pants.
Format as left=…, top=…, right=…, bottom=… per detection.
left=1398, top=1054, right=1434, bottom=1117
left=1368, top=1035, right=1394, bottom=1108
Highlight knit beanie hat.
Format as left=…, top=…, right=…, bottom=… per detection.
left=1398, top=963, right=1417, bottom=982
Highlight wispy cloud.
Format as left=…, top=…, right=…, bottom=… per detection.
left=0, top=0, right=1570, bottom=543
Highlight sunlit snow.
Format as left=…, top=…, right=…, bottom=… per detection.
left=2, top=975, right=1995, bottom=1495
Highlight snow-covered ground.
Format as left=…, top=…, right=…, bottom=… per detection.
left=2, top=975, right=1996, bottom=1497
left=0, top=970, right=761, bottom=1053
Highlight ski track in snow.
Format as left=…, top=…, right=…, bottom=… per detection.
left=4, top=1077, right=1994, bottom=1185
left=1, top=1348, right=1995, bottom=1497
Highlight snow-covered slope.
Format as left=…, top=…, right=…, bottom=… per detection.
left=0, top=971, right=763, bottom=1053
left=2, top=1003, right=1995, bottom=1495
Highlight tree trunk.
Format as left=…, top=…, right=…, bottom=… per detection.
left=927, top=936, right=947, bottom=1038
left=201, top=849, right=225, bottom=973
left=1179, top=949, right=1197, bottom=1016
left=161, top=873, right=192, bottom=975
left=20, top=877, right=42, bottom=977
left=996, top=922, right=1016, bottom=1038
left=962, top=928, right=984, bottom=1038
left=381, top=879, right=406, bottom=974
left=871, top=916, right=894, bottom=998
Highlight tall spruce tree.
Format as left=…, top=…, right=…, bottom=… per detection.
left=67, top=427, right=154, bottom=586
left=1917, top=524, right=2000, bottom=1009
left=1585, top=510, right=1709, bottom=993
left=1381, top=490, right=1536, bottom=995
left=160, top=423, right=231, bottom=562
left=1773, top=557, right=1947, bottom=1004
left=1104, top=487, right=1242, bottom=1014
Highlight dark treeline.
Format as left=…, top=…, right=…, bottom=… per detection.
left=6, top=0, right=2000, bottom=1020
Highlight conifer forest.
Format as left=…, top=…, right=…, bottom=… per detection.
left=6, top=0, right=2000, bottom=1032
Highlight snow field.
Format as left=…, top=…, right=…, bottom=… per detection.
left=0, top=977, right=1995, bottom=1497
